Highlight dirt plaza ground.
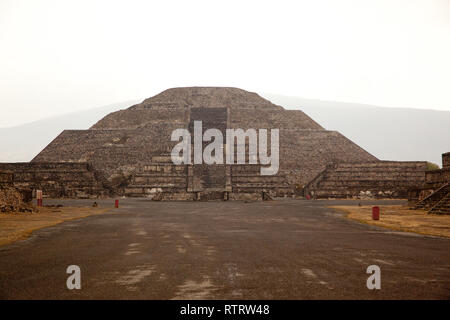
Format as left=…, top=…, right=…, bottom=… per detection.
left=0, top=206, right=109, bottom=247
left=0, top=198, right=449, bottom=299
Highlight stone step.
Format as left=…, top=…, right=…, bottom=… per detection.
left=415, top=183, right=450, bottom=209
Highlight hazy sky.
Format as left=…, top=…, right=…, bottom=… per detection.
left=1, top=0, right=449, bottom=127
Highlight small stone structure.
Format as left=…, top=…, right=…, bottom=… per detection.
left=411, top=152, right=450, bottom=214
left=409, top=153, right=450, bottom=201
left=425, top=152, right=450, bottom=187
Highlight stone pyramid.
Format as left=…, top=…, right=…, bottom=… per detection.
left=33, top=87, right=377, bottom=195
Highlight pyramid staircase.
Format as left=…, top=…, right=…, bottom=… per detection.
left=413, top=182, right=449, bottom=214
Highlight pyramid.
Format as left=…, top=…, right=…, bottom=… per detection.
left=32, top=87, right=377, bottom=197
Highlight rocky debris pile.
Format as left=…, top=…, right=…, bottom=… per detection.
left=0, top=187, right=34, bottom=213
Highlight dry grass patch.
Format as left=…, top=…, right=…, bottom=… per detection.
left=0, top=206, right=110, bottom=246
left=330, top=205, right=450, bottom=238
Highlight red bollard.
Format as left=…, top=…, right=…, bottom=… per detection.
left=115, top=199, right=119, bottom=208
left=36, top=190, right=43, bottom=207
left=372, top=206, right=380, bottom=220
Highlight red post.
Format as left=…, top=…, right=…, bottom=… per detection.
left=36, top=190, right=43, bottom=207
left=372, top=206, right=380, bottom=220
left=115, top=199, right=119, bottom=208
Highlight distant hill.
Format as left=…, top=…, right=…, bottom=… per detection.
left=0, top=94, right=448, bottom=166
left=0, top=100, right=140, bottom=162
left=262, top=94, right=450, bottom=166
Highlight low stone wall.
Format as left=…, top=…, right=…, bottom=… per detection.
left=304, top=161, right=427, bottom=199
left=425, top=169, right=450, bottom=187
left=424, top=153, right=450, bottom=188
left=0, top=171, right=13, bottom=187
left=125, top=163, right=292, bottom=200
left=0, top=163, right=107, bottom=198
left=124, top=163, right=188, bottom=197
left=230, top=165, right=292, bottom=197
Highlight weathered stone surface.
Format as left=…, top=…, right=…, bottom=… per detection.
left=0, top=171, right=13, bottom=187
left=442, top=152, right=450, bottom=170
left=5, top=87, right=436, bottom=199
left=0, top=163, right=107, bottom=198
left=5, top=87, right=436, bottom=200
left=32, top=87, right=377, bottom=195
left=410, top=153, right=450, bottom=213
left=304, top=161, right=428, bottom=199
left=410, top=153, right=450, bottom=199
left=125, top=162, right=291, bottom=200
left=0, top=170, right=33, bottom=212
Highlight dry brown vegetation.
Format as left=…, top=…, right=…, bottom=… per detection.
left=0, top=206, right=110, bottom=246
left=331, top=205, right=450, bottom=238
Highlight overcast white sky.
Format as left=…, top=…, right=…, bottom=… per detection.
left=1, top=0, right=449, bottom=127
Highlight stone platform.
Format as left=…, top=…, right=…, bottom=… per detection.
left=304, top=161, right=428, bottom=199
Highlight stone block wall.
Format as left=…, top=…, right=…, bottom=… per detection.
left=304, top=161, right=427, bottom=199
left=124, top=163, right=188, bottom=197
left=125, top=162, right=291, bottom=200
left=0, top=163, right=107, bottom=198
left=0, top=171, right=13, bottom=187
left=230, top=109, right=323, bottom=130
left=92, top=107, right=188, bottom=130
left=0, top=170, right=32, bottom=204
left=32, top=125, right=181, bottom=180
left=409, top=152, right=450, bottom=203
left=443, top=152, right=450, bottom=170
left=425, top=169, right=450, bottom=186
left=230, top=165, right=291, bottom=197
left=279, top=130, right=377, bottom=186
left=422, top=152, right=450, bottom=189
